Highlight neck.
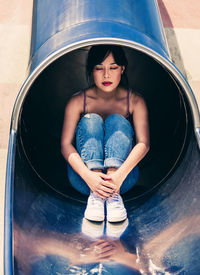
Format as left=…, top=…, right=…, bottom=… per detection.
left=94, top=86, right=118, bottom=100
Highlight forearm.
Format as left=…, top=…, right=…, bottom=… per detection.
left=61, top=144, right=90, bottom=181
left=116, top=142, right=149, bottom=182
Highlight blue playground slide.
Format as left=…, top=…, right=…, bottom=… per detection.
left=4, top=1, right=200, bottom=274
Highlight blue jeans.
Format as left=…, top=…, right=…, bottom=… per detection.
left=67, top=113, right=139, bottom=195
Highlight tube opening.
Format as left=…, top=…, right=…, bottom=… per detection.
left=18, top=45, right=191, bottom=201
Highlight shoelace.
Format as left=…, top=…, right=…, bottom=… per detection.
left=90, top=194, right=104, bottom=207
left=107, top=194, right=122, bottom=208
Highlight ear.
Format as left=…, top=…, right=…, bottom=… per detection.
left=121, top=66, right=125, bottom=74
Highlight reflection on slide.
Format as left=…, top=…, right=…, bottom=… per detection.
left=14, top=218, right=143, bottom=274
left=14, top=211, right=200, bottom=274
left=12, top=132, right=200, bottom=274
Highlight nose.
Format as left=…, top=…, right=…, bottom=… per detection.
left=104, top=68, right=110, bottom=78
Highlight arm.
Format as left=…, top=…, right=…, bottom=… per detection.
left=108, top=95, right=150, bottom=191
left=61, top=94, right=116, bottom=198
left=61, top=94, right=88, bottom=177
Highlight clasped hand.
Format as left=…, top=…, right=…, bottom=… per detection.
left=78, top=239, right=128, bottom=264
left=85, top=170, right=123, bottom=199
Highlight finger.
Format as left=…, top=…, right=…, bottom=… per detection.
left=93, top=242, right=110, bottom=251
left=99, top=249, right=115, bottom=258
left=94, top=244, right=113, bottom=253
left=94, top=239, right=108, bottom=245
left=100, top=185, right=115, bottom=194
left=95, top=246, right=115, bottom=258
left=100, top=173, right=112, bottom=180
left=94, top=191, right=106, bottom=199
left=102, top=181, right=117, bottom=191
left=97, top=243, right=114, bottom=252
left=98, top=189, right=112, bottom=198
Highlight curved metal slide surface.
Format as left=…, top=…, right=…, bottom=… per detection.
left=4, top=0, right=200, bottom=274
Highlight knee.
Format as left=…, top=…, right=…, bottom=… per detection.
left=105, top=114, right=134, bottom=136
left=77, top=113, right=104, bottom=135
left=105, top=114, right=124, bottom=124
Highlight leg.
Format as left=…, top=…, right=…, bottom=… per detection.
left=67, top=113, right=105, bottom=195
left=104, top=114, right=139, bottom=193
left=76, top=113, right=104, bottom=170
left=104, top=114, right=139, bottom=222
left=67, top=113, right=105, bottom=221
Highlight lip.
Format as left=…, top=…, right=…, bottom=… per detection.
left=102, top=81, right=113, bottom=86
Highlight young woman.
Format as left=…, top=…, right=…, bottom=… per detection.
left=61, top=45, right=149, bottom=222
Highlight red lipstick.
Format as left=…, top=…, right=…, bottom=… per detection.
left=102, top=81, right=112, bottom=86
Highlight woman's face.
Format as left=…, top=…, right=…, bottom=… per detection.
left=92, top=53, right=125, bottom=93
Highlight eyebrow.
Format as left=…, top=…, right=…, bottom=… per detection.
left=97, top=62, right=117, bottom=65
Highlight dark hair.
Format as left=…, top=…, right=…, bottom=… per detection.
left=86, top=45, right=128, bottom=87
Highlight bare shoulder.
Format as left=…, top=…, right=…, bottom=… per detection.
left=65, top=91, right=84, bottom=113
left=129, top=91, right=147, bottom=113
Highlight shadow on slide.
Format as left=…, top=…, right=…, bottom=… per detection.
left=4, top=0, right=200, bottom=274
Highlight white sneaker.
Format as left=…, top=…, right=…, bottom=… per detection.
left=106, top=193, right=127, bottom=222
left=82, top=218, right=105, bottom=239
left=106, top=218, right=129, bottom=238
left=84, top=192, right=105, bottom=221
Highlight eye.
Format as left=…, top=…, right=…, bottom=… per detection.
left=94, top=66, right=103, bottom=71
left=110, top=67, right=118, bottom=70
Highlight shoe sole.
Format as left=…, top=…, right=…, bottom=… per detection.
left=107, top=213, right=127, bottom=223
left=106, top=218, right=129, bottom=238
left=84, top=213, right=104, bottom=222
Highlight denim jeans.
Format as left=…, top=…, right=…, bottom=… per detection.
left=67, top=113, right=139, bottom=195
